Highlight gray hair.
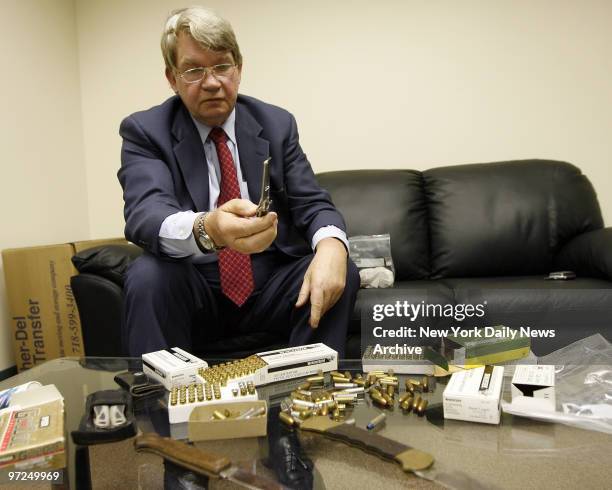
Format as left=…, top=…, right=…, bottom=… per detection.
left=161, top=6, right=242, bottom=71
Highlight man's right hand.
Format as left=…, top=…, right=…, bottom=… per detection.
left=204, top=199, right=278, bottom=254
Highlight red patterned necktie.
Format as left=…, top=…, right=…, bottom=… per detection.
left=208, top=127, right=254, bottom=306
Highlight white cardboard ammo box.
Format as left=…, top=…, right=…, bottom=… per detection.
left=510, top=365, right=556, bottom=411
left=142, top=347, right=208, bottom=390
left=443, top=366, right=505, bottom=425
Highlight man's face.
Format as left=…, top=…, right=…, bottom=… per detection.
left=166, top=32, right=241, bottom=127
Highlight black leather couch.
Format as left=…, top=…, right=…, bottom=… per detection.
left=71, top=159, right=612, bottom=359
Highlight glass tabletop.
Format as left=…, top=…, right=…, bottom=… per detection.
left=0, top=357, right=611, bottom=489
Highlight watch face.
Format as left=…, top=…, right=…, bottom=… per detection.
left=200, top=234, right=215, bottom=251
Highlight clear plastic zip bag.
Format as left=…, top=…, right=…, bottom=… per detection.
left=348, top=234, right=395, bottom=288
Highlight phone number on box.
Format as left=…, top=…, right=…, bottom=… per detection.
left=8, top=471, right=63, bottom=482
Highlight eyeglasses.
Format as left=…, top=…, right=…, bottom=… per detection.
left=178, top=64, right=237, bottom=84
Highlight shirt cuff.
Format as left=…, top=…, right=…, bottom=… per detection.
left=158, top=210, right=205, bottom=258
left=311, top=225, right=349, bottom=252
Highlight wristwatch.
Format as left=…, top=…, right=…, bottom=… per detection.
left=195, top=212, right=224, bottom=252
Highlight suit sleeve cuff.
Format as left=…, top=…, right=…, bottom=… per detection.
left=311, top=226, right=349, bottom=252
left=158, top=210, right=205, bottom=258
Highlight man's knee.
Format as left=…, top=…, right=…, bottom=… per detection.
left=124, top=254, right=189, bottom=299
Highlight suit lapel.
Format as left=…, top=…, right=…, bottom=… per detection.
left=172, top=105, right=209, bottom=211
left=235, top=103, right=269, bottom=206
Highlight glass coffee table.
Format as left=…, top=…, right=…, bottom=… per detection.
left=1, top=357, right=611, bottom=489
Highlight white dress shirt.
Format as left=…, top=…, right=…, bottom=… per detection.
left=158, top=109, right=347, bottom=262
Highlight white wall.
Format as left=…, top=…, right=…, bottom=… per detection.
left=77, top=0, right=612, bottom=239
left=0, top=0, right=89, bottom=370
left=1, top=0, right=611, bottom=369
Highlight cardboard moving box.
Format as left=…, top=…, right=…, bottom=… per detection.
left=2, top=238, right=127, bottom=371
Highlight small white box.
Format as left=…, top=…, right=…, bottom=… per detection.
left=142, top=347, right=208, bottom=389
left=443, top=366, right=504, bottom=425
left=510, top=365, right=555, bottom=410
left=255, top=343, right=337, bottom=385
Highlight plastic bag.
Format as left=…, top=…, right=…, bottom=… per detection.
left=502, top=334, right=612, bottom=434
left=348, top=234, right=395, bottom=288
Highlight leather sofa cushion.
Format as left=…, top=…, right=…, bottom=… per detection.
left=424, top=160, right=603, bottom=278
left=439, top=276, right=612, bottom=354
left=317, top=170, right=429, bottom=280
left=72, top=244, right=143, bottom=286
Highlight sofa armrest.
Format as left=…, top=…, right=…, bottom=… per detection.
left=554, top=228, right=612, bottom=280
left=72, top=244, right=142, bottom=287
left=71, top=273, right=125, bottom=356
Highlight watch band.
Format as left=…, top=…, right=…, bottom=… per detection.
left=299, top=415, right=434, bottom=472
left=195, top=212, right=224, bottom=252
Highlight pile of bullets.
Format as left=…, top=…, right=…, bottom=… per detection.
left=278, top=369, right=362, bottom=427
left=279, top=369, right=432, bottom=427
left=198, top=355, right=267, bottom=385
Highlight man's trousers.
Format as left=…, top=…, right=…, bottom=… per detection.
left=122, top=251, right=360, bottom=358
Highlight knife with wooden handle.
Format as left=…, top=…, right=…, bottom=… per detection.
left=298, top=416, right=434, bottom=472
left=134, top=433, right=287, bottom=490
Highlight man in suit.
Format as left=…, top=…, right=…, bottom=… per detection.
left=118, top=6, right=359, bottom=358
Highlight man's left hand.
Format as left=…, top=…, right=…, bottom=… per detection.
left=295, top=238, right=348, bottom=328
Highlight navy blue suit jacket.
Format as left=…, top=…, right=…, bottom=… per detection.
left=118, top=94, right=346, bottom=258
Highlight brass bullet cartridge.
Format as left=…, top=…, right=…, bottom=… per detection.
left=293, top=399, right=316, bottom=409
left=381, top=392, right=394, bottom=405
left=400, top=396, right=414, bottom=411
left=298, top=382, right=311, bottom=391
left=297, top=389, right=313, bottom=398
left=366, top=412, right=387, bottom=430
left=307, top=376, right=324, bottom=383
left=371, top=392, right=387, bottom=407
left=330, top=371, right=343, bottom=377
left=422, top=377, right=429, bottom=393
left=298, top=409, right=314, bottom=420
left=334, top=382, right=358, bottom=389
left=369, top=387, right=382, bottom=398
left=353, top=378, right=366, bottom=387
left=417, top=399, right=428, bottom=416
left=321, top=405, right=329, bottom=416
left=380, top=379, right=399, bottom=386
left=332, top=375, right=351, bottom=383
left=398, top=392, right=411, bottom=404
left=334, top=396, right=356, bottom=404
left=386, top=385, right=395, bottom=397
left=332, top=409, right=341, bottom=419
left=341, top=387, right=365, bottom=395
left=412, top=396, right=422, bottom=411
left=279, top=412, right=295, bottom=427
left=212, top=410, right=226, bottom=420
left=344, top=371, right=352, bottom=381
left=408, top=379, right=422, bottom=391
